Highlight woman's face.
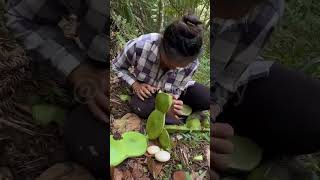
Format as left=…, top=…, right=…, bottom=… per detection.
left=160, top=49, right=194, bottom=69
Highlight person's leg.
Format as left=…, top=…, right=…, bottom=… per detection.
left=129, top=95, right=156, bottom=119
left=217, top=63, right=320, bottom=156
left=64, top=105, right=107, bottom=179
left=180, top=82, right=210, bottom=111
left=129, top=83, right=209, bottom=121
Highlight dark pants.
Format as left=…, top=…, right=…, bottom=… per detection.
left=64, top=105, right=108, bottom=179
left=217, top=63, right=320, bottom=156
left=129, top=82, right=210, bottom=119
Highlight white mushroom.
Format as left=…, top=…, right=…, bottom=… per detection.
left=155, top=151, right=171, bottom=162
left=147, top=145, right=160, bottom=155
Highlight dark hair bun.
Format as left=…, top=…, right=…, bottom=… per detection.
left=176, top=14, right=203, bottom=38
left=182, top=14, right=203, bottom=26
left=163, top=14, right=203, bottom=59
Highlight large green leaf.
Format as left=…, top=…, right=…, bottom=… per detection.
left=32, top=104, right=66, bottom=126
left=110, top=131, right=148, bottom=167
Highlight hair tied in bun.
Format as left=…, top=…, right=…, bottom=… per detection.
left=182, top=14, right=202, bottom=27
left=162, top=14, right=204, bottom=60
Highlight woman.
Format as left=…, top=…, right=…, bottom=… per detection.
left=212, top=0, right=320, bottom=179
left=112, top=14, right=210, bottom=123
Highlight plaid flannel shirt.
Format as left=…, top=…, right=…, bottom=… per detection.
left=5, top=0, right=108, bottom=77
left=211, top=0, right=285, bottom=114
left=112, top=33, right=199, bottom=97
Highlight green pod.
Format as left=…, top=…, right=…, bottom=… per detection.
left=202, top=115, right=210, bottom=128
left=228, top=136, right=263, bottom=173
left=186, top=119, right=201, bottom=130
left=181, top=104, right=192, bottom=116
left=159, top=128, right=172, bottom=150
left=146, top=110, right=165, bottom=140
left=186, top=114, right=202, bottom=130
left=155, top=92, right=173, bottom=113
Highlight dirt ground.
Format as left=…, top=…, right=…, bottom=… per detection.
left=0, top=73, right=68, bottom=180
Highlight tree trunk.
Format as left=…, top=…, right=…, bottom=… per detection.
left=157, top=0, right=164, bottom=32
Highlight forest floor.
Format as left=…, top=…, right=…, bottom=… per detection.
left=109, top=72, right=210, bottom=180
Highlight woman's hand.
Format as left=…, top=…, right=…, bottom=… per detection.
left=210, top=123, right=234, bottom=180
left=68, top=63, right=109, bottom=123
left=167, top=95, right=184, bottom=121
left=132, top=82, right=158, bottom=101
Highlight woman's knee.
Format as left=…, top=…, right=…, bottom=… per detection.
left=182, top=83, right=210, bottom=111
left=129, top=95, right=156, bottom=119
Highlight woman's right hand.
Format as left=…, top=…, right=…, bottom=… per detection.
left=211, top=123, right=234, bottom=180
left=132, top=82, right=158, bottom=101
left=167, top=97, right=184, bottom=120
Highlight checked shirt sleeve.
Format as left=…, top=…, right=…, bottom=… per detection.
left=183, top=59, right=199, bottom=89
left=112, top=40, right=137, bottom=86
left=5, top=0, right=102, bottom=77
left=76, top=0, right=108, bottom=66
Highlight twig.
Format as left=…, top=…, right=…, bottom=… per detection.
left=110, top=98, right=122, bottom=105
left=0, top=117, right=36, bottom=136
left=18, top=157, right=46, bottom=167
left=7, top=116, right=35, bottom=128
left=14, top=102, right=32, bottom=115
left=17, top=164, right=43, bottom=173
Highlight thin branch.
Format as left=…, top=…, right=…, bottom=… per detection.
left=0, top=117, right=36, bottom=136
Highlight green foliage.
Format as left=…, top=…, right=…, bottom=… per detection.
left=111, top=0, right=210, bottom=84
left=181, top=132, right=210, bottom=142
left=263, top=0, right=320, bottom=79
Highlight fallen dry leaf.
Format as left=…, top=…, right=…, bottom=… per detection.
left=131, top=162, right=145, bottom=179
left=193, top=170, right=208, bottom=180
left=35, top=163, right=95, bottom=180
left=205, top=145, right=210, bottom=167
left=112, top=113, right=142, bottom=134
left=112, top=168, right=123, bottom=180
left=123, top=170, right=134, bottom=180
left=173, top=171, right=186, bottom=180
left=147, top=157, right=163, bottom=179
